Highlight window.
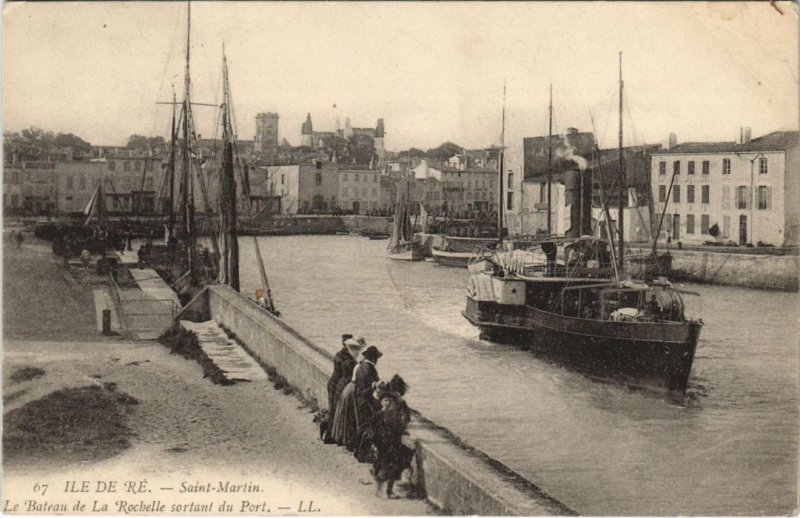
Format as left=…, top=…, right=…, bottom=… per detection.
left=373, top=175, right=377, bottom=183
left=757, top=186, right=771, bottom=209
left=147, top=161, right=154, bottom=172
left=539, top=182, right=546, bottom=203
left=108, top=161, right=116, bottom=171
left=723, top=158, right=731, bottom=175
left=723, top=215, right=731, bottom=238
left=315, top=161, right=322, bottom=170
left=281, top=174, right=284, bottom=185
left=687, top=185, right=695, bottom=204
left=66, top=177, right=73, bottom=189
left=343, top=174, right=348, bottom=181
left=722, top=185, right=731, bottom=209
left=658, top=185, right=666, bottom=202
left=506, top=192, right=513, bottom=211
left=736, top=186, right=749, bottom=209
left=124, top=161, right=131, bottom=172
left=315, top=173, right=322, bottom=185
left=355, top=174, right=359, bottom=181
left=673, top=185, right=680, bottom=203
left=673, top=161, right=680, bottom=175
left=145, top=178, right=154, bottom=190
left=659, top=161, right=666, bottom=176
left=507, top=173, right=514, bottom=189
left=759, top=157, right=768, bottom=175
left=701, top=185, right=710, bottom=204
left=686, top=214, right=695, bottom=234
left=79, top=176, right=86, bottom=189
left=135, top=161, right=141, bottom=172
left=688, top=161, right=695, bottom=175
left=702, top=161, right=710, bottom=175
left=701, top=214, right=710, bottom=234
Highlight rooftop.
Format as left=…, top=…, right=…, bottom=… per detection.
left=657, top=131, right=799, bottom=155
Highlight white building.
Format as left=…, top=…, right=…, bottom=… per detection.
left=650, top=130, right=799, bottom=247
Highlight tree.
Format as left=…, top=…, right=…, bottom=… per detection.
left=126, top=134, right=167, bottom=152
left=53, top=133, right=92, bottom=154
left=426, top=142, right=463, bottom=163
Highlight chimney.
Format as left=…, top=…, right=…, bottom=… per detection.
left=743, top=127, right=751, bottom=144
left=668, top=133, right=677, bottom=149
left=567, top=127, right=579, bottom=135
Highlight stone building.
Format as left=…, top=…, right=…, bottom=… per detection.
left=268, top=159, right=340, bottom=214
left=255, top=112, right=280, bottom=152
left=651, top=130, right=799, bottom=247
left=412, top=159, right=497, bottom=215
left=338, top=168, right=381, bottom=214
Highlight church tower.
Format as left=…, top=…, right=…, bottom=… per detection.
left=255, top=113, right=279, bottom=151
left=300, top=113, right=314, bottom=147
left=373, top=118, right=386, bottom=166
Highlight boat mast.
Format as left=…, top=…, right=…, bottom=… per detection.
left=167, top=89, right=177, bottom=237
left=221, top=47, right=240, bottom=291
left=498, top=80, right=506, bottom=241
left=617, top=51, right=625, bottom=273
left=182, top=1, right=197, bottom=278
left=547, top=84, right=553, bottom=234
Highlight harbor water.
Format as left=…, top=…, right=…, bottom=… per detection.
left=238, top=235, right=798, bottom=516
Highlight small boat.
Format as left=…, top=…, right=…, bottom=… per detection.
left=368, top=233, right=390, bottom=240
left=387, top=178, right=423, bottom=261
left=430, top=235, right=498, bottom=268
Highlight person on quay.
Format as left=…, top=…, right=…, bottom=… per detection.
left=370, top=377, right=414, bottom=499
left=351, top=345, right=383, bottom=456
left=322, top=333, right=356, bottom=443
left=331, top=340, right=380, bottom=451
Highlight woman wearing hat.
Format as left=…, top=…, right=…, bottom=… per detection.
left=324, top=334, right=358, bottom=442
left=332, top=340, right=382, bottom=451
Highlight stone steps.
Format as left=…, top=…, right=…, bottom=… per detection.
left=179, top=320, right=268, bottom=382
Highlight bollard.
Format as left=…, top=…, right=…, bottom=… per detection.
left=102, top=309, right=112, bottom=336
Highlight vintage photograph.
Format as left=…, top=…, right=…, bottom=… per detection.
left=3, top=1, right=798, bottom=515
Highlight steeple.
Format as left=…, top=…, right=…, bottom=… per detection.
left=301, top=113, right=313, bottom=135
left=375, top=118, right=385, bottom=138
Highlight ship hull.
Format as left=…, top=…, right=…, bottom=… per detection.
left=463, top=297, right=702, bottom=394
left=387, top=243, right=424, bottom=261
left=430, top=249, right=473, bottom=267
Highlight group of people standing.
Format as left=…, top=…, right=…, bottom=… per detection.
left=323, top=334, right=415, bottom=499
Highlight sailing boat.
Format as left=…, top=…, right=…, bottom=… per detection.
left=145, top=3, right=219, bottom=299
left=215, top=47, right=278, bottom=314
left=386, top=174, right=422, bottom=260
left=462, top=56, right=703, bottom=395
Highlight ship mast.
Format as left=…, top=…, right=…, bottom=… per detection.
left=617, top=51, right=625, bottom=273
left=181, top=0, right=197, bottom=279
left=547, top=84, right=553, bottom=234
left=220, top=47, right=240, bottom=291
left=498, top=80, right=506, bottom=241
left=167, top=89, right=177, bottom=237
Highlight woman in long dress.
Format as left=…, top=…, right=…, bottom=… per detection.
left=332, top=343, right=382, bottom=450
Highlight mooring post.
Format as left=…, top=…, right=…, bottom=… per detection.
left=102, top=309, right=112, bottom=336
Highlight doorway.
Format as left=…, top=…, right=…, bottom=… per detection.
left=739, top=215, right=747, bottom=245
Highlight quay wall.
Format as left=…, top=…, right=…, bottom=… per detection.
left=204, top=286, right=574, bottom=516
left=665, top=249, right=798, bottom=291
left=340, top=215, right=393, bottom=234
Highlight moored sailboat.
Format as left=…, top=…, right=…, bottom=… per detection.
left=387, top=176, right=422, bottom=261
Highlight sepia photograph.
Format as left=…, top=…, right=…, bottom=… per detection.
left=2, top=1, right=798, bottom=515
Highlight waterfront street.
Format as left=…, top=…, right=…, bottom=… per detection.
left=2, top=233, right=433, bottom=516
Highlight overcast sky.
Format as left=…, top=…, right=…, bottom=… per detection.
left=3, top=1, right=798, bottom=170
